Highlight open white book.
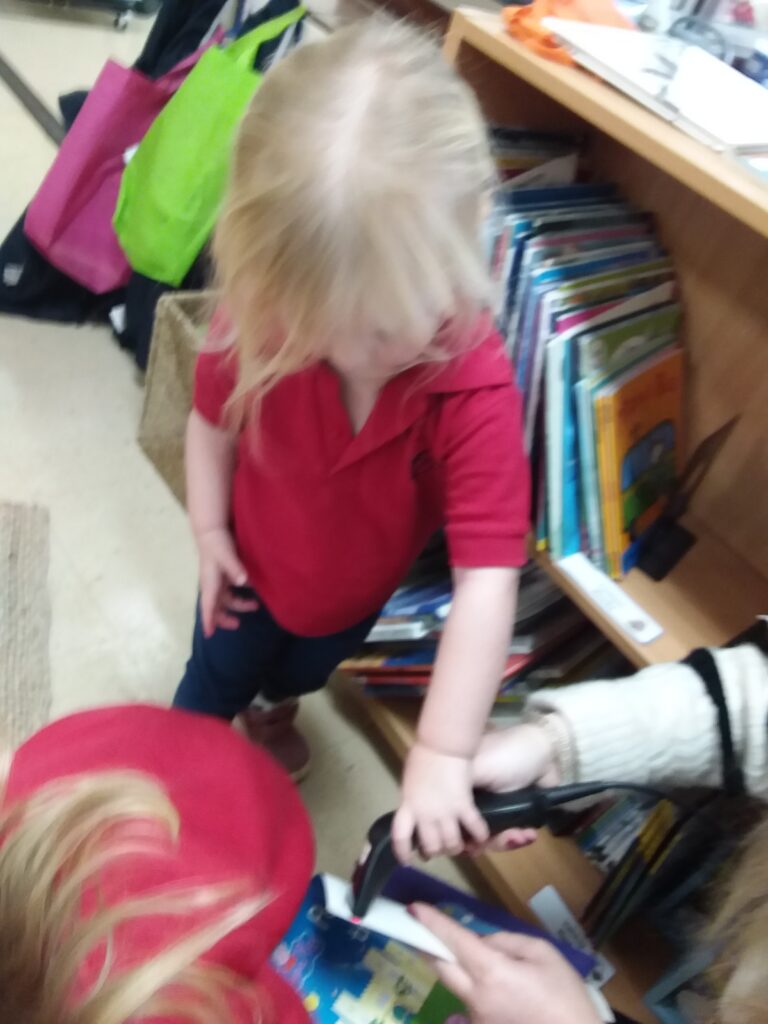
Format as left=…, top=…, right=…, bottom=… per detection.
left=543, top=18, right=768, bottom=152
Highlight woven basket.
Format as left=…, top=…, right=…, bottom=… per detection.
left=138, top=290, right=215, bottom=505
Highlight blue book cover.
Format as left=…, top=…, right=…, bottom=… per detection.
left=499, top=182, right=617, bottom=209
left=514, top=240, right=662, bottom=396
left=379, top=581, right=453, bottom=620
left=498, top=203, right=632, bottom=334
left=559, top=293, right=678, bottom=563
left=272, top=871, right=596, bottom=1024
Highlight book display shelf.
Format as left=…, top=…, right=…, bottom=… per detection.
left=350, top=11, right=768, bottom=1021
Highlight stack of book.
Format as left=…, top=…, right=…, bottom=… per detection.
left=339, top=562, right=614, bottom=707
left=487, top=153, right=685, bottom=578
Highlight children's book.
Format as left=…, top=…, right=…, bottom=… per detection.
left=567, top=301, right=681, bottom=566
left=594, top=347, right=685, bottom=576
left=366, top=618, right=434, bottom=643
left=575, top=376, right=605, bottom=567
left=272, top=870, right=595, bottom=1024
left=350, top=649, right=559, bottom=688
left=577, top=303, right=681, bottom=383
left=509, top=226, right=655, bottom=361
left=376, top=581, right=453, bottom=622
left=558, top=285, right=678, bottom=559
left=543, top=285, right=676, bottom=559
left=497, top=203, right=632, bottom=330
left=522, top=258, right=676, bottom=448
left=512, top=240, right=662, bottom=392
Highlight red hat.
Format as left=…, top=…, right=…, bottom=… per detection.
left=6, top=704, right=315, bottom=1024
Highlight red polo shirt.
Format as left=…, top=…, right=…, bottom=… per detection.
left=194, top=314, right=530, bottom=637
left=5, top=705, right=314, bottom=1024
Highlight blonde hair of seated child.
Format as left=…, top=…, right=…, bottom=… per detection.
left=213, top=17, right=496, bottom=412
left=0, top=761, right=268, bottom=1024
left=707, top=813, right=768, bottom=1024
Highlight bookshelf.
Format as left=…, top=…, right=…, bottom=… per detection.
left=536, top=516, right=768, bottom=667
left=354, top=9, right=768, bottom=1022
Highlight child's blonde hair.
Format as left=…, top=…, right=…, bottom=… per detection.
left=708, top=812, right=768, bottom=1024
left=0, top=766, right=268, bottom=1024
left=214, top=17, right=495, bottom=406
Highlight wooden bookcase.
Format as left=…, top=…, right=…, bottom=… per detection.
left=352, top=10, right=768, bottom=1022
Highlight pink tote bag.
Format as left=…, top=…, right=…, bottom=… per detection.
left=24, top=38, right=219, bottom=294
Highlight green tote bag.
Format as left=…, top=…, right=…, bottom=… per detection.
left=114, top=7, right=305, bottom=288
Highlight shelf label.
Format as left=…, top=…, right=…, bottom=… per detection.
left=556, top=553, right=663, bottom=645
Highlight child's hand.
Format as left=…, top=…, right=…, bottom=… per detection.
left=393, top=741, right=489, bottom=863
left=411, top=904, right=602, bottom=1024
left=196, top=528, right=259, bottom=637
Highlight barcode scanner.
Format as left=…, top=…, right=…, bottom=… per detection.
left=350, top=781, right=659, bottom=918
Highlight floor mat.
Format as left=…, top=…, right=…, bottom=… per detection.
left=0, top=502, right=51, bottom=746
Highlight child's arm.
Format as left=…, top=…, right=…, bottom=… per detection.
left=392, top=565, right=519, bottom=863
left=186, top=409, right=258, bottom=636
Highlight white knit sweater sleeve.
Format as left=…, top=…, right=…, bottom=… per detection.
left=526, top=645, right=768, bottom=797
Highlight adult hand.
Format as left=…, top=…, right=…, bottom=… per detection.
left=196, top=528, right=259, bottom=636
left=392, top=741, right=489, bottom=864
left=469, top=723, right=561, bottom=852
left=412, top=904, right=602, bottom=1024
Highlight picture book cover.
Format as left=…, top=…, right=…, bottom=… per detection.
left=509, top=230, right=656, bottom=364
left=272, top=870, right=595, bottom=1024
left=347, top=649, right=554, bottom=687
left=595, top=347, right=685, bottom=576
left=522, top=260, right=675, bottom=447
left=575, top=377, right=605, bottom=567
left=557, top=283, right=677, bottom=559
left=542, top=281, right=672, bottom=558
left=377, top=582, right=453, bottom=622
left=577, top=304, right=681, bottom=382
left=512, top=240, right=662, bottom=390
left=498, top=200, right=632, bottom=332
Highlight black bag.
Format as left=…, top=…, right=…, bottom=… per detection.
left=0, top=213, right=123, bottom=324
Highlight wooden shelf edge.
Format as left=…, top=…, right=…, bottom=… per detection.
left=346, top=686, right=667, bottom=1023
left=534, top=515, right=768, bottom=667
left=447, top=8, right=768, bottom=238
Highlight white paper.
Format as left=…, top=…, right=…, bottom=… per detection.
left=529, top=885, right=615, bottom=988
left=503, top=152, right=579, bottom=191
left=320, top=874, right=456, bottom=962
left=556, top=552, right=663, bottom=644
left=587, top=983, right=615, bottom=1022
left=542, top=19, right=768, bottom=151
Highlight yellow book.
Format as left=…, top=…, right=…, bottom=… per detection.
left=594, top=391, right=621, bottom=577
left=595, top=347, right=684, bottom=577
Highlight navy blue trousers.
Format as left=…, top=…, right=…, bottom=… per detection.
left=173, top=595, right=378, bottom=720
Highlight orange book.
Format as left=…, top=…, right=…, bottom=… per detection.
left=594, top=391, right=621, bottom=577
left=594, top=347, right=684, bottom=577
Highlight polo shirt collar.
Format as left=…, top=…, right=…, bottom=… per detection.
left=321, top=315, right=511, bottom=473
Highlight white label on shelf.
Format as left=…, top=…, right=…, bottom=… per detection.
left=529, top=885, right=615, bottom=988
left=556, top=553, right=663, bottom=645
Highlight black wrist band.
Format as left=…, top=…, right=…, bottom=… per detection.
left=683, top=647, right=745, bottom=796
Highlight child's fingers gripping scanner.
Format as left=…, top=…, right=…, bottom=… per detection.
left=350, top=782, right=651, bottom=918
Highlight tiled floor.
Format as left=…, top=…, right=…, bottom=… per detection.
left=0, top=1, right=469, bottom=886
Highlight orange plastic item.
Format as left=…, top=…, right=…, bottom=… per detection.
left=503, top=0, right=636, bottom=65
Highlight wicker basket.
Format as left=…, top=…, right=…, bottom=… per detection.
left=138, top=290, right=214, bottom=505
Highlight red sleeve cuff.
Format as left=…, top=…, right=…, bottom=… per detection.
left=448, top=531, right=528, bottom=568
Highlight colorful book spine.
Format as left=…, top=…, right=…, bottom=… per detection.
left=574, top=378, right=605, bottom=568
left=594, top=390, right=622, bottom=577
left=601, top=348, right=685, bottom=574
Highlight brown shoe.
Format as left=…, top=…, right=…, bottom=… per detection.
left=239, top=700, right=311, bottom=782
